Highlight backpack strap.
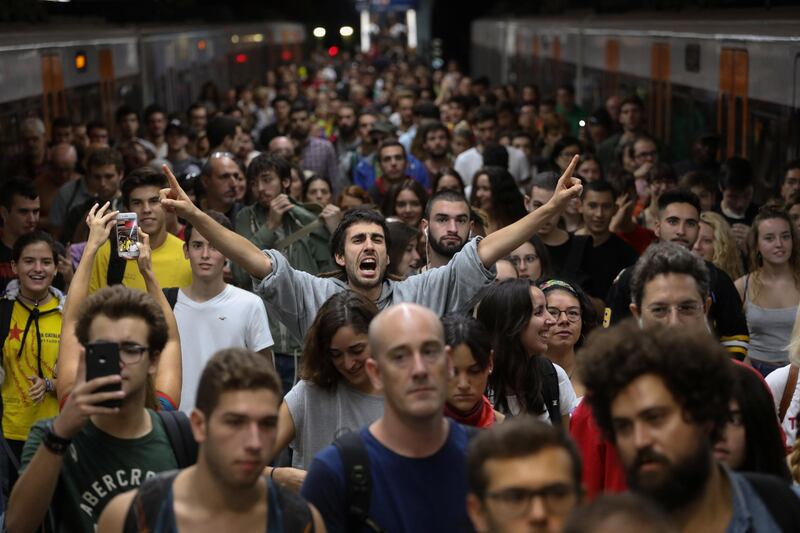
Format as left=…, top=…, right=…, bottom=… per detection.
left=332, top=431, right=386, bottom=533
left=742, top=472, right=800, bottom=532
left=157, top=410, right=198, bottom=469
left=107, top=235, right=126, bottom=286
left=779, top=365, right=799, bottom=422
left=274, top=219, right=324, bottom=251
left=123, top=470, right=180, bottom=533
left=536, top=356, right=562, bottom=427
left=162, top=287, right=180, bottom=310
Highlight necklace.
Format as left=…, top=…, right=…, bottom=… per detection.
left=17, top=291, right=50, bottom=307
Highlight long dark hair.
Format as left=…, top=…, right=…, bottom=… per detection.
left=386, top=220, right=419, bottom=277
left=469, top=166, right=527, bottom=229
left=442, top=314, right=492, bottom=370
left=298, top=291, right=379, bottom=391
left=381, top=179, right=429, bottom=224
left=477, top=279, right=545, bottom=415
left=730, top=363, right=792, bottom=482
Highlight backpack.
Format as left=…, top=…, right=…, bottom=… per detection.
left=333, top=424, right=479, bottom=533
left=122, top=470, right=313, bottom=532
left=107, top=233, right=127, bottom=286
left=536, top=356, right=563, bottom=427
left=157, top=410, right=198, bottom=469
left=743, top=472, right=800, bottom=532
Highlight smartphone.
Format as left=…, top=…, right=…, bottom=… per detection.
left=116, top=213, right=140, bottom=259
left=85, top=342, right=122, bottom=408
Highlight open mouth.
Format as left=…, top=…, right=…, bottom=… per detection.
left=359, top=258, right=378, bottom=276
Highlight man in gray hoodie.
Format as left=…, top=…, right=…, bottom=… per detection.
left=158, top=156, right=583, bottom=340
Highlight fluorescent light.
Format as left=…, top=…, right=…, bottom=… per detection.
left=313, top=27, right=326, bottom=39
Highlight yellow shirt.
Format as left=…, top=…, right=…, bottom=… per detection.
left=88, top=233, right=192, bottom=293
left=2, top=298, right=61, bottom=441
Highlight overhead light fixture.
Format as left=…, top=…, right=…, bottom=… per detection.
left=313, top=27, right=326, bottom=39
left=340, top=26, right=354, bottom=38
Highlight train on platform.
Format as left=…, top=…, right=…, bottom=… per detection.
left=471, top=12, right=800, bottom=199
left=0, top=21, right=305, bottom=153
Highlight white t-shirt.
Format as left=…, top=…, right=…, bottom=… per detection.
left=502, top=363, right=577, bottom=424
left=454, top=145, right=531, bottom=188
left=175, top=284, right=274, bottom=411
left=765, top=364, right=799, bottom=447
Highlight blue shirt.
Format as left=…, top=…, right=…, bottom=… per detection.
left=725, top=467, right=782, bottom=533
left=353, top=153, right=430, bottom=191
left=301, top=420, right=474, bottom=533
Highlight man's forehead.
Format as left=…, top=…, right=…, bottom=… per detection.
left=661, top=203, right=698, bottom=219
left=612, top=374, right=675, bottom=414
left=643, top=273, right=702, bottom=301
left=431, top=200, right=469, bottom=217
left=346, top=222, right=385, bottom=238
left=130, top=185, right=161, bottom=199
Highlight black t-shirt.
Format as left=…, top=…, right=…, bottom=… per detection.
left=714, top=202, right=759, bottom=227
left=580, top=234, right=639, bottom=300
left=605, top=258, right=749, bottom=359
left=544, top=233, right=575, bottom=274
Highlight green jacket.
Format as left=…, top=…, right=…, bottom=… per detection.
left=234, top=200, right=335, bottom=353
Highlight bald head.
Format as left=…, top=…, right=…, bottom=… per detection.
left=269, top=136, right=294, bottom=160
left=368, top=303, right=443, bottom=358
left=51, top=143, right=77, bottom=166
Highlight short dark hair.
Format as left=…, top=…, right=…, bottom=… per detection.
left=271, top=95, right=290, bottom=107
left=246, top=152, right=291, bottom=183
left=330, top=208, right=391, bottom=262
left=468, top=416, right=582, bottom=498
left=377, top=140, right=406, bottom=160
left=1, top=177, right=38, bottom=210
left=563, top=493, right=677, bottom=533
left=75, top=285, right=168, bottom=356
left=87, top=120, right=108, bottom=135
left=86, top=147, right=123, bottom=174
left=419, top=121, right=449, bottom=143
left=143, top=103, right=166, bottom=121
left=424, top=189, right=470, bottom=220
left=657, top=188, right=701, bottom=215
left=187, top=102, right=206, bottom=116
left=185, top=210, right=232, bottom=243
left=206, top=116, right=240, bottom=148
left=558, top=83, right=576, bottom=96
left=121, top=167, right=169, bottom=209
left=784, top=159, right=800, bottom=179
left=472, top=105, right=497, bottom=125
left=195, top=348, right=282, bottom=417
left=431, top=169, right=465, bottom=196
left=12, top=230, right=56, bottom=263
left=720, top=157, right=754, bottom=191
left=289, top=102, right=310, bottom=117
left=412, top=100, right=440, bottom=120
left=630, top=242, right=710, bottom=310
left=582, top=179, right=617, bottom=201
left=619, top=94, right=644, bottom=110
left=442, top=314, right=492, bottom=370
left=579, top=320, right=734, bottom=443
left=52, top=116, right=72, bottom=130
left=115, top=105, right=138, bottom=124
left=678, top=170, right=717, bottom=194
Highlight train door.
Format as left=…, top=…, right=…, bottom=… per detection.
left=99, top=48, right=116, bottom=130
left=718, top=48, right=749, bottom=159
left=41, top=53, right=66, bottom=133
left=649, top=43, right=671, bottom=143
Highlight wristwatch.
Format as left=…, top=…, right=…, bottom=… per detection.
left=43, top=420, right=72, bottom=456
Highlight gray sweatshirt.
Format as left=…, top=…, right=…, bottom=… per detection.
left=254, top=237, right=495, bottom=341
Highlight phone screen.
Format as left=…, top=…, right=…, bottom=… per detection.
left=116, top=213, right=140, bottom=259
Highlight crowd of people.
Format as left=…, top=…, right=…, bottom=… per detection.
left=2, top=28, right=800, bottom=533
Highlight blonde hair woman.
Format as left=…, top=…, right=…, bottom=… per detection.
left=692, top=211, right=744, bottom=281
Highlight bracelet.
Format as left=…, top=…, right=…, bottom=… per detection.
left=43, top=420, right=72, bottom=456
left=44, top=378, right=53, bottom=393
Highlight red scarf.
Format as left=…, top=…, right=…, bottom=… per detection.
left=444, top=395, right=496, bottom=428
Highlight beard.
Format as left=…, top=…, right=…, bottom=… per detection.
left=429, top=234, right=465, bottom=259
left=339, top=124, right=357, bottom=137
left=626, top=441, right=712, bottom=512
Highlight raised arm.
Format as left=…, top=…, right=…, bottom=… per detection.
left=57, top=202, right=118, bottom=402
left=477, top=155, right=583, bottom=267
left=159, top=164, right=273, bottom=279
left=135, top=228, right=182, bottom=408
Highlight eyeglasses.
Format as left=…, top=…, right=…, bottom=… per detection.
left=547, top=307, right=581, bottom=323
left=646, top=302, right=703, bottom=319
left=508, top=254, right=538, bottom=266
left=485, top=483, right=576, bottom=518
left=118, top=342, right=150, bottom=364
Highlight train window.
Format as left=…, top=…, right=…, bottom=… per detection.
left=685, top=44, right=700, bottom=73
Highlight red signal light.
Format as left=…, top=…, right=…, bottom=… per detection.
left=235, top=53, right=247, bottom=64
left=281, top=49, right=292, bottom=61
left=328, top=45, right=339, bottom=57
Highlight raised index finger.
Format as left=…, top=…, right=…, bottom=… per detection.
left=161, top=163, right=182, bottom=192
left=560, top=154, right=580, bottom=185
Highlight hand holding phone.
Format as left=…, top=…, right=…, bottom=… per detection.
left=85, top=342, right=123, bottom=409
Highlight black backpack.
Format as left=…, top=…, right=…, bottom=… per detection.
left=743, top=472, right=800, bottom=532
